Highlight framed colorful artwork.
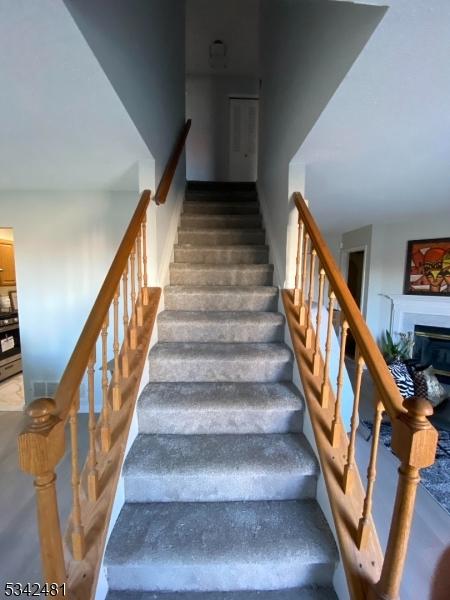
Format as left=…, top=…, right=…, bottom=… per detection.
left=404, top=237, right=450, bottom=296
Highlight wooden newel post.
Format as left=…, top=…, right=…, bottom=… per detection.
left=18, top=398, right=66, bottom=585
left=371, top=396, right=438, bottom=600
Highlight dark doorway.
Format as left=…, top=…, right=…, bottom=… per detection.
left=346, top=250, right=365, bottom=358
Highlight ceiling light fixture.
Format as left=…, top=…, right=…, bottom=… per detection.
left=209, top=40, right=227, bottom=70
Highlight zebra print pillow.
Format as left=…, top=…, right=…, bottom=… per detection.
left=388, top=360, right=415, bottom=399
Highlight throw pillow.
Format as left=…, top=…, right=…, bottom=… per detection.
left=422, top=366, right=447, bottom=407
left=388, top=360, right=415, bottom=399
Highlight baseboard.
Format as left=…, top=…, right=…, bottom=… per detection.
left=256, top=182, right=285, bottom=289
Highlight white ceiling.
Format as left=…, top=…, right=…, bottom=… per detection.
left=294, top=0, right=450, bottom=233
left=0, top=0, right=151, bottom=191
left=186, top=0, right=260, bottom=76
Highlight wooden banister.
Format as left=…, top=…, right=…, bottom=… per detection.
left=293, top=192, right=405, bottom=421
left=286, top=191, right=438, bottom=600
left=18, top=119, right=190, bottom=598
left=54, top=190, right=151, bottom=424
left=154, top=119, right=192, bottom=205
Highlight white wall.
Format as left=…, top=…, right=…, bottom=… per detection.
left=365, top=215, right=450, bottom=343
left=0, top=192, right=138, bottom=406
left=185, top=0, right=260, bottom=181
left=258, top=0, right=385, bottom=286
left=186, top=76, right=260, bottom=181
left=0, top=1, right=187, bottom=404
left=186, top=0, right=260, bottom=76
left=294, top=0, right=450, bottom=235
left=0, top=0, right=152, bottom=191
left=63, top=0, right=187, bottom=276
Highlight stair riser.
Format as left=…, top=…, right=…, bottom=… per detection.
left=178, top=230, right=265, bottom=245
left=186, top=192, right=257, bottom=203
left=170, top=267, right=273, bottom=286
left=174, top=246, right=269, bottom=264
left=137, top=409, right=303, bottom=434
left=106, top=562, right=335, bottom=592
left=164, top=289, right=279, bottom=311
left=183, top=202, right=259, bottom=215
left=158, top=321, right=284, bottom=343
left=180, top=215, right=262, bottom=229
left=149, top=359, right=292, bottom=383
left=124, top=474, right=317, bottom=502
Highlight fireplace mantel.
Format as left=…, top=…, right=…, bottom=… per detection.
left=386, top=294, right=450, bottom=335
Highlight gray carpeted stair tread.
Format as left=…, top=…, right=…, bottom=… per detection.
left=104, top=186, right=338, bottom=598
left=164, top=286, right=279, bottom=311
left=105, top=500, right=338, bottom=591
left=148, top=342, right=293, bottom=382
left=158, top=311, right=284, bottom=342
left=123, top=433, right=318, bottom=502
left=174, top=244, right=269, bottom=264
left=137, top=382, right=304, bottom=434
left=106, top=587, right=338, bottom=600
left=178, top=229, right=265, bottom=245
left=170, top=263, right=273, bottom=286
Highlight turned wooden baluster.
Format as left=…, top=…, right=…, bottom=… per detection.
left=142, top=214, right=149, bottom=305
left=112, top=287, right=122, bottom=411
left=358, top=398, right=384, bottom=549
left=330, top=319, right=349, bottom=446
left=293, top=213, right=304, bottom=305
left=18, top=398, right=66, bottom=584
left=129, top=245, right=137, bottom=350
left=299, top=232, right=309, bottom=326
left=371, top=396, right=438, bottom=600
left=305, top=248, right=317, bottom=348
left=312, top=268, right=325, bottom=376
left=69, top=390, right=85, bottom=560
left=121, top=263, right=130, bottom=378
left=87, top=349, right=99, bottom=500
left=136, top=233, right=143, bottom=327
left=343, top=354, right=365, bottom=493
left=99, top=317, right=111, bottom=454
left=320, top=290, right=336, bottom=408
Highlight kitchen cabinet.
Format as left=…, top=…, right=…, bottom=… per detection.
left=0, top=239, right=16, bottom=286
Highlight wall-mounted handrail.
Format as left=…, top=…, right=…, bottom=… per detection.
left=154, top=119, right=191, bottom=205
left=286, top=191, right=438, bottom=600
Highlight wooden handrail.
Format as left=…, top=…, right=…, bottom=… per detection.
left=154, top=119, right=192, bottom=205
left=54, top=190, right=151, bottom=423
left=287, top=191, right=438, bottom=600
left=18, top=119, right=191, bottom=598
left=293, top=192, right=405, bottom=421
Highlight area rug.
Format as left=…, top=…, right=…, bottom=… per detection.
left=363, top=420, right=450, bottom=515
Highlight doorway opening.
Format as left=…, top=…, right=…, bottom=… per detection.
left=345, top=249, right=365, bottom=358
left=0, top=228, right=24, bottom=411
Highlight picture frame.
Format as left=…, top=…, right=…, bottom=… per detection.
left=8, top=290, right=18, bottom=311
left=404, top=237, right=450, bottom=296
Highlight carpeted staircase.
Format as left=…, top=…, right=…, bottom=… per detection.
left=104, top=183, right=338, bottom=599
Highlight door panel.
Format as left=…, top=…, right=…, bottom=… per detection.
left=229, top=98, right=259, bottom=182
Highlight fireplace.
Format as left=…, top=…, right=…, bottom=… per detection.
left=413, top=324, right=450, bottom=384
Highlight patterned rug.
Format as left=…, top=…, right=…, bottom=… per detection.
left=363, top=420, right=450, bottom=515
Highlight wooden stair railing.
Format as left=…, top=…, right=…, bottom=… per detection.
left=18, top=119, right=191, bottom=599
left=283, top=192, right=438, bottom=600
